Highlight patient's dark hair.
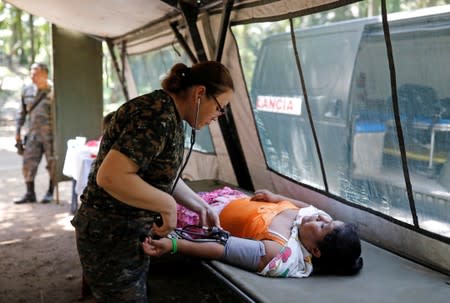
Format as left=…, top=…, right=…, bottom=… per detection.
left=161, top=61, right=234, bottom=97
left=312, top=223, right=363, bottom=275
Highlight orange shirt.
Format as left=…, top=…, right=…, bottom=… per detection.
left=219, top=197, right=299, bottom=246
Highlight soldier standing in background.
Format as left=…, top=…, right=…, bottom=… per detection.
left=14, top=63, right=55, bottom=204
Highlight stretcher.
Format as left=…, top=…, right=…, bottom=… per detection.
left=185, top=180, right=450, bottom=303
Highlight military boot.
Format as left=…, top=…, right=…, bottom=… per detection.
left=14, top=182, right=37, bottom=204
left=41, top=180, right=54, bottom=203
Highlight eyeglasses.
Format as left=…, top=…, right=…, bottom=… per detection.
left=212, top=95, right=226, bottom=114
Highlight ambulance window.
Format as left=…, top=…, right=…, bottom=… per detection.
left=234, top=21, right=325, bottom=189
left=233, top=2, right=450, bottom=238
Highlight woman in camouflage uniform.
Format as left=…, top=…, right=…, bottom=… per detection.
left=71, top=61, right=234, bottom=302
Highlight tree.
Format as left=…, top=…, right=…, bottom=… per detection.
left=0, top=1, right=51, bottom=70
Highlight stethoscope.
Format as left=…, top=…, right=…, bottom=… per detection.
left=170, top=98, right=200, bottom=194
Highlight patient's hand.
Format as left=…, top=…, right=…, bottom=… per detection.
left=142, top=237, right=171, bottom=257
left=250, top=189, right=281, bottom=203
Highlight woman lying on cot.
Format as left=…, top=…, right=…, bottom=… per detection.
left=142, top=189, right=363, bottom=277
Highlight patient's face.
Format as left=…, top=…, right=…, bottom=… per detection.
left=299, top=214, right=344, bottom=252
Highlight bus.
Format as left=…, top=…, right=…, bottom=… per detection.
left=250, top=7, right=450, bottom=232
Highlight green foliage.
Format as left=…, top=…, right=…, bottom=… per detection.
left=0, top=2, right=124, bottom=114
left=0, top=1, right=51, bottom=70
left=2, top=0, right=450, bottom=114
left=102, top=42, right=126, bottom=113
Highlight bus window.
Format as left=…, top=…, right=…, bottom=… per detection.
left=346, top=22, right=412, bottom=223
left=345, top=10, right=450, bottom=235
left=389, top=12, right=450, bottom=234
left=291, top=17, right=368, bottom=196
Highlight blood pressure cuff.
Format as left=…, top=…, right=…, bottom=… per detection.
left=220, top=236, right=266, bottom=271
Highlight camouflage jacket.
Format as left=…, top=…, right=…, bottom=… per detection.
left=80, top=89, right=185, bottom=216
left=16, top=82, right=54, bottom=140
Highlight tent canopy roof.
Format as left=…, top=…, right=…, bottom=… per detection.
left=6, top=0, right=348, bottom=40
left=5, top=0, right=220, bottom=39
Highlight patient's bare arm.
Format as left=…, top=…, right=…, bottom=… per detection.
left=142, top=237, right=224, bottom=259
left=250, top=189, right=310, bottom=208
left=250, top=189, right=282, bottom=202
left=142, top=236, right=282, bottom=273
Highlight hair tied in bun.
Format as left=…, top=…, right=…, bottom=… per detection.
left=181, top=67, right=190, bottom=78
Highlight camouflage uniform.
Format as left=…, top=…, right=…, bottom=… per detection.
left=71, top=90, right=184, bottom=302
left=16, top=83, right=55, bottom=183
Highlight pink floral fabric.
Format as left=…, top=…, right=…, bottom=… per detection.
left=177, top=186, right=248, bottom=227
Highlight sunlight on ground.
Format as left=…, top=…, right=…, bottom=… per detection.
left=38, top=232, right=55, bottom=239
left=57, top=215, right=75, bottom=231
left=0, top=204, right=35, bottom=218
left=4, top=177, right=22, bottom=182
left=0, top=136, right=16, bottom=152
left=0, top=238, right=23, bottom=245
left=0, top=204, right=76, bottom=240
left=0, top=221, right=12, bottom=229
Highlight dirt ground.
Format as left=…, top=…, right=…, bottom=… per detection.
left=0, top=123, right=96, bottom=303
left=0, top=124, right=240, bottom=303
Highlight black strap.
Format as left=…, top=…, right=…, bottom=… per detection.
left=24, top=91, right=48, bottom=115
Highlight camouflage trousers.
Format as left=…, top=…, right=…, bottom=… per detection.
left=71, top=204, right=156, bottom=302
left=22, top=134, right=55, bottom=182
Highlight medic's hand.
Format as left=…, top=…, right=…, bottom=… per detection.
left=150, top=209, right=176, bottom=238
left=199, top=206, right=220, bottom=228
left=250, top=189, right=281, bottom=203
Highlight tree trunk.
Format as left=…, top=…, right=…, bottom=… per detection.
left=29, top=14, right=35, bottom=63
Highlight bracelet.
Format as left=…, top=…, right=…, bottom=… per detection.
left=170, top=237, right=177, bottom=254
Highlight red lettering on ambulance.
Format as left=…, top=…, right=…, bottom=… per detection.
left=256, top=95, right=301, bottom=115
